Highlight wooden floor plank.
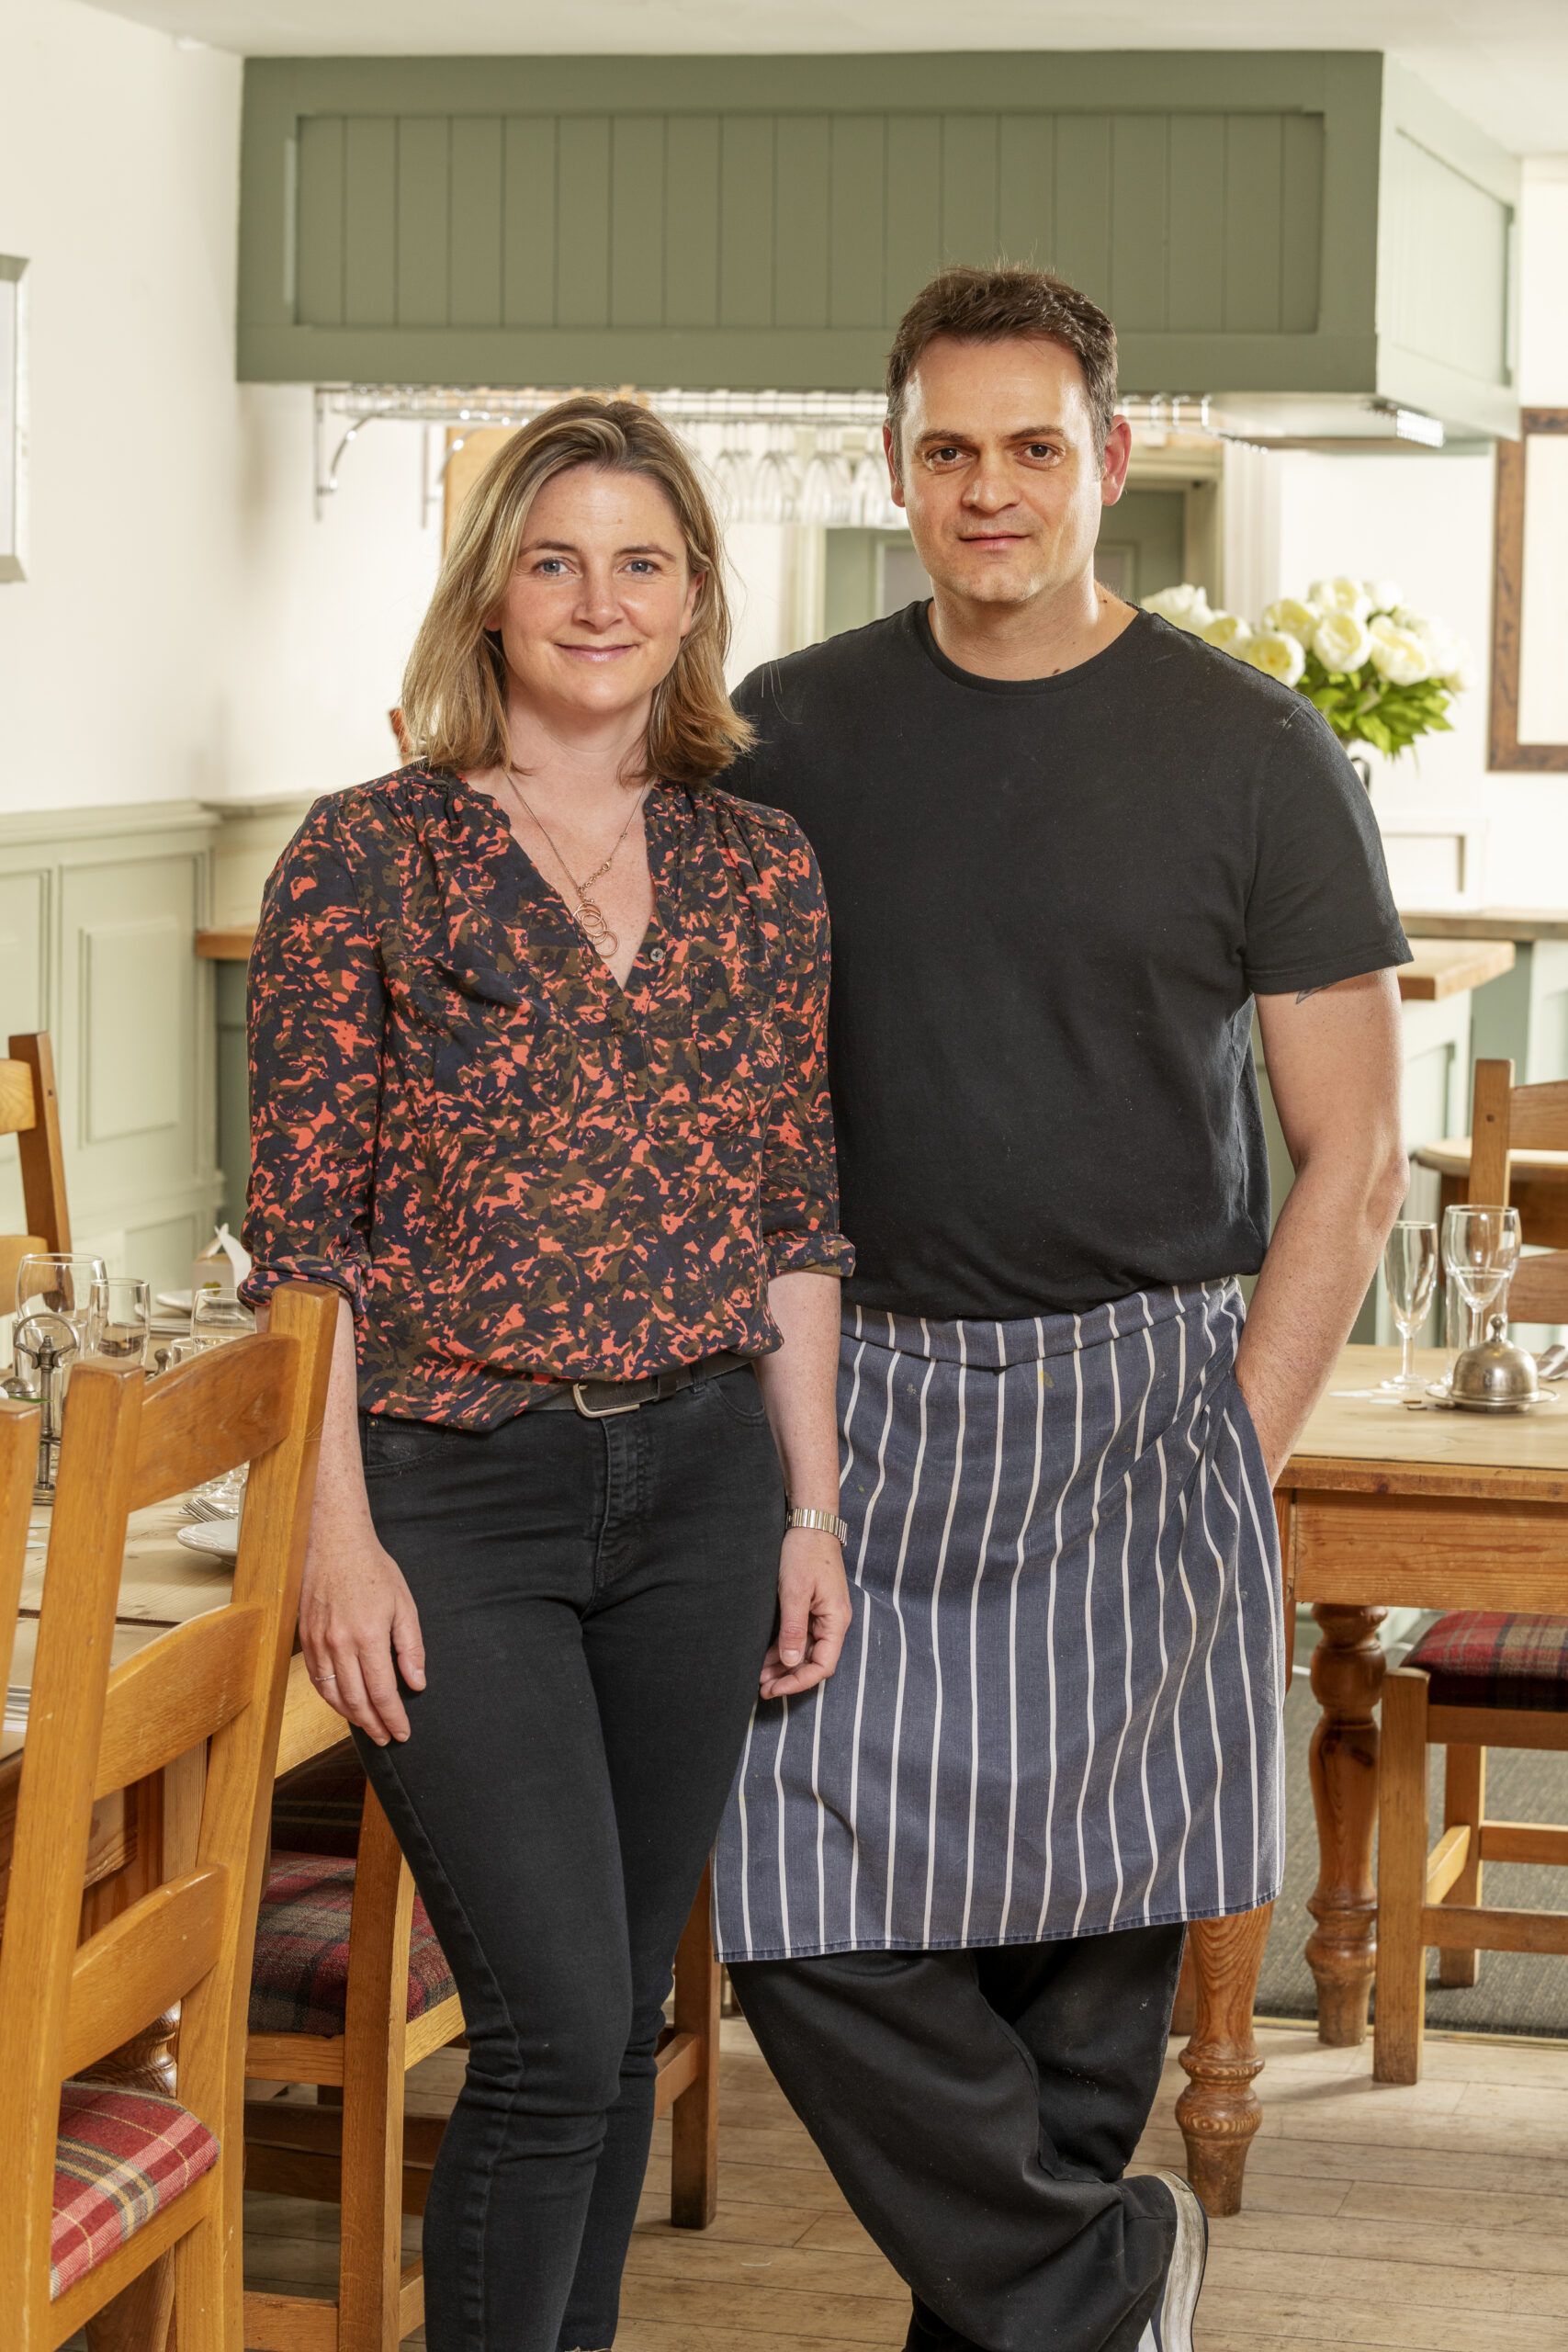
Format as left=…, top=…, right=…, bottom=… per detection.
left=238, top=2018, right=1568, bottom=2352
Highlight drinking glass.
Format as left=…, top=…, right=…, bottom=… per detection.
left=751, top=424, right=799, bottom=524
left=190, top=1286, right=256, bottom=1348
left=15, top=1251, right=107, bottom=1330
left=13, top=1251, right=107, bottom=1391
left=1442, top=1204, right=1522, bottom=1351
left=86, top=1276, right=152, bottom=1365
left=1382, top=1221, right=1438, bottom=1390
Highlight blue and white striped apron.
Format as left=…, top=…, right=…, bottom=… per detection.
left=713, top=1280, right=1283, bottom=1962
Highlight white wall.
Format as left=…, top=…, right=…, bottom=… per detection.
left=227, top=387, right=440, bottom=800
left=0, top=0, right=243, bottom=814
left=0, top=0, right=446, bottom=822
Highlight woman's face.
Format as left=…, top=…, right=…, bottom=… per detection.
left=486, top=464, right=703, bottom=727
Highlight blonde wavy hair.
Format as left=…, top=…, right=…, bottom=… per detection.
left=400, top=396, right=750, bottom=786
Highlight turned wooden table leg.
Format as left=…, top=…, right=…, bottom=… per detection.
left=1305, top=1603, right=1386, bottom=2045
left=1177, top=1904, right=1273, bottom=2216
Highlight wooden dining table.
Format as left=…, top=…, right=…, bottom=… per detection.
left=1175, top=1340, right=1568, bottom=2212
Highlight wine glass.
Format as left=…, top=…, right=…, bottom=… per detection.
left=1442, top=1204, right=1522, bottom=1351
left=13, top=1252, right=107, bottom=1393
left=1382, top=1222, right=1438, bottom=1390
left=191, top=1286, right=255, bottom=1346
left=15, top=1251, right=107, bottom=1332
left=188, top=1288, right=256, bottom=1512
left=86, top=1276, right=152, bottom=1366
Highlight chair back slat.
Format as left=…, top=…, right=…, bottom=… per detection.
left=0, top=1235, right=48, bottom=1302
left=0, top=1059, right=38, bottom=1132
left=62, top=1867, right=229, bottom=2082
left=1503, top=1082, right=1568, bottom=1152
left=128, top=1334, right=295, bottom=1510
left=0, top=1282, right=337, bottom=2332
left=1504, top=1255, right=1568, bottom=1324
left=94, top=1609, right=265, bottom=1802
left=5, top=1033, right=71, bottom=1252
left=1466, top=1058, right=1568, bottom=1326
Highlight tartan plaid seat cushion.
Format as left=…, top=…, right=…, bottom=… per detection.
left=250, top=1850, right=457, bottom=2037
left=51, top=2081, right=219, bottom=2300
left=270, top=1737, right=367, bottom=1858
left=1405, top=1612, right=1568, bottom=1713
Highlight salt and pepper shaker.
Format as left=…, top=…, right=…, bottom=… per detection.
left=11, top=1311, right=80, bottom=1498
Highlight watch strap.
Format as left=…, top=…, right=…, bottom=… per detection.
left=785, top=1504, right=849, bottom=1544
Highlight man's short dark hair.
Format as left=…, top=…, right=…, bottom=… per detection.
left=885, top=265, right=1119, bottom=475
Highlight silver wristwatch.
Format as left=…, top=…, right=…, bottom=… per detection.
left=785, top=1504, right=849, bottom=1544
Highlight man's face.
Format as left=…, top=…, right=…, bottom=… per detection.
left=888, top=335, right=1131, bottom=611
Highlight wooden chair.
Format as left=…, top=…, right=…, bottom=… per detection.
left=0, top=1281, right=335, bottom=2347
left=243, top=1722, right=724, bottom=2349
left=0, top=1033, right=72, bottom=1304
left=1374, top=1057, right=1568, bottom=2084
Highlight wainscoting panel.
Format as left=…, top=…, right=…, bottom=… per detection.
left=0, top=803, right=222, bottom=1295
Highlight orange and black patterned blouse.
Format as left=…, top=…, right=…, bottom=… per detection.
left=242, top=765, right=852, bottom=1429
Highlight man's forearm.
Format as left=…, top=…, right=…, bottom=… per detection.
left=1235, top=1146, right=1406, bottom=1485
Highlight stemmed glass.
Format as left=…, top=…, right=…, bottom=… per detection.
left=13, top=1251, right=107, bottom=1391
left=1442, top=1204, right=1522, bottom=1352
left=751, top=424, right=799, bottom=524
left=85, top=1276, right=152, bottom=1366
left=15, top=1251, right=107, bottom=1340
left=1382, top=1221, right=1438, bottom=1390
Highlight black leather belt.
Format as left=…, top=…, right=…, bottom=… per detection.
left=533, top=1350, right=755, bottom=1419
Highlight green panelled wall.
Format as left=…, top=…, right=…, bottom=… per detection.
left=242, top=51, right=1391, bottom=395
left=238, top=51, right=1517, bottom=436
left=289, top=105, right=1323, bottom=343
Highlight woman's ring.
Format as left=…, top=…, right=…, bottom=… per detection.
left=312, top=1672, right=338, bottom=1684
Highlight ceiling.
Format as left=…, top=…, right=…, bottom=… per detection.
left=90, top=0, right=1568, bottom=156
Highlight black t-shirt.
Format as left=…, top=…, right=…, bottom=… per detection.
left=728, top=604, right=1410, bottom=1322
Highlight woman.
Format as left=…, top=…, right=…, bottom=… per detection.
left=243, top=398, right=852, bottom=2352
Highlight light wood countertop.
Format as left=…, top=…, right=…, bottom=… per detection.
left=1398, top=908, right=1568, bottom=944
left=1397, top=936, right=1516, bottom=1001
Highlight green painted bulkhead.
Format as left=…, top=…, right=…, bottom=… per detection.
left=238, top=51, right=1518, bottom=439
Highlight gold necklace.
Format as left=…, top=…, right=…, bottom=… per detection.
left=503, top=770, right=648, bottom=956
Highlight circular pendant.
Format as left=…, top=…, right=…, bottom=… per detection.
left=576, top=897, right=617, bottom=954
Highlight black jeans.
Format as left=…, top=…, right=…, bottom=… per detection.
left=730, top=1924, right=1185, bottom=2352
left=353, top=1369, right=784, bottom=2352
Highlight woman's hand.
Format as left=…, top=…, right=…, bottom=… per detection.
left=293, top=1293, right=426, bottom=1747
left=760, top=1527, right=852, bottom=1702
left=299, top=1517, right=426, bottom=1746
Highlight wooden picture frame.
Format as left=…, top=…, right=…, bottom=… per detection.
left=0, top=257, right=26, bottom=586
left=1489, top=407, right=1568, bottom=771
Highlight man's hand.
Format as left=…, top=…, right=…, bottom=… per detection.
left=760, top=1527, right=852, bottom=1702
left=1239, top=968, right=1408, bottom=1483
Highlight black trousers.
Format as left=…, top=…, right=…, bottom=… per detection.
left=352, top=1370, right=783, bottom=2352
left=730, top=1924, right=1185, bottom=2352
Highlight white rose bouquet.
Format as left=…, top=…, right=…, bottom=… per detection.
left=1143, top=576, right=1468, bottom=762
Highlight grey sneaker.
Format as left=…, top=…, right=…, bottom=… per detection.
left=1138, top=2169, right=1208, bottom=2352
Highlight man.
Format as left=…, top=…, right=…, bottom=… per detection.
left=712, top=266, right=1409, bottom=2352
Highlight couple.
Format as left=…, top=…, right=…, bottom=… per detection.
left=243, top=265, right=1409, bottom=2352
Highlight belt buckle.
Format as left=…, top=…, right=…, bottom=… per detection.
left=570, top=1380, right=646, bottom=1419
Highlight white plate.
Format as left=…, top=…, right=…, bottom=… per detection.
left=156, top=1290, right=193, bottom=1312
left=176, top=1519, right=240, bottom=1561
